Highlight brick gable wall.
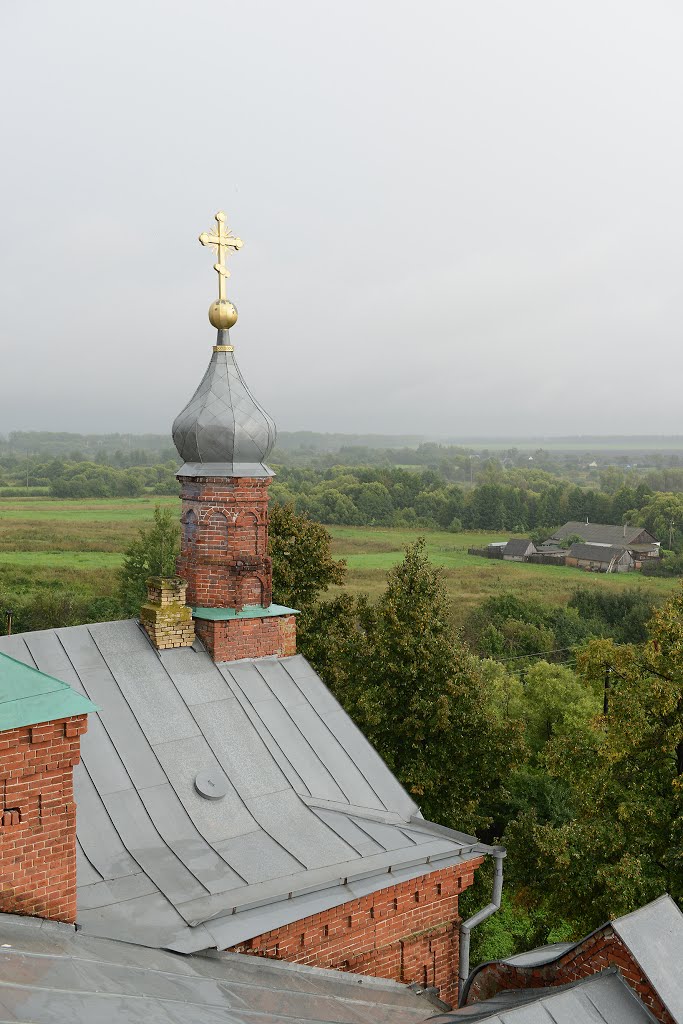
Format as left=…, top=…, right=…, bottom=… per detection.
left=229, top=857, right=483, bottom=1006
left=465, top=923, right=673, bottom=1023
left=0, top=715, right=87, bottom=923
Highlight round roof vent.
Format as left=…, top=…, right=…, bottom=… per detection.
left=194, top=769, right=229, bottom=800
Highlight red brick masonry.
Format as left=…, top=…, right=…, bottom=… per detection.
left=194, top=613, right=297, bottom=662
left=177, top=475, right=272, bottom=610
left=465, top=922, right=673, bottom=1023
left=0, top=715, right=87, bottom=923
left=229, top=857, right=483, bottom=1007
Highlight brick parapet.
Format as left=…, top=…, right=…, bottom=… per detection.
left=465, top=924, right=673, bottom=1023
left=194, top=614, right=296, bottom=662
left=0, top=715, right=87, bottom=924
left=228, top=857, right=484, bottom=1006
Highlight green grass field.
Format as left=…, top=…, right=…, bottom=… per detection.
left=0, top=497, right=678, bottom=624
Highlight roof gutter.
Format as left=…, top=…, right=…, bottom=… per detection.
left=458, top=845, right=506, bottom=1006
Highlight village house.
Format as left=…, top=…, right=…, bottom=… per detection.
left=565, top=542, right=634, bottom=573
left=502, top=539, right=536, bottom=561
left=548, top=521, right=660, bottom=566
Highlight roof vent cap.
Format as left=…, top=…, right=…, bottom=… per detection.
left=194, top=770, right=229, bottom=800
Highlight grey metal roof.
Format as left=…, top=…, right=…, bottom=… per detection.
left=0, top=913, right=437, bottom=1024
left=428, top=970, right=657, bottom=1023
left=502, top=540, right=535, bottom=557
left=612, top=894, right=683, bottom=1024
left=0, top=623, right=483, bottom=952
left=568, top=542, right=627, bottom=563
left=502, top=942, right=573, bottom=966
left=550, top=522, right=656, bottom=546
left=172, top=330, right=276, bottom=475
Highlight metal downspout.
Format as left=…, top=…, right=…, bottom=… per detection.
left=458, top=846, right=506, bottom=1006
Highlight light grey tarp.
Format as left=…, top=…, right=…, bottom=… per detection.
left=0, top=913, right=438, bottom=1024
left=427, top=970, right=657, bottom=1023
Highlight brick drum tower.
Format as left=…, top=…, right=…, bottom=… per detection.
left=172, top=211, right=297, bottom=661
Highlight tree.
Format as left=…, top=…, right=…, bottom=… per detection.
left=118, top=506, right=180, bottom=616
left=503, top=585, right=683, bottom=934
left=308, top=540, right=522, bottom=833
left=269, top=503, right=346, bottom=609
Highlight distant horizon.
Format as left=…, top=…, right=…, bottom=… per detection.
left=4, top=428, right=683, bottom=448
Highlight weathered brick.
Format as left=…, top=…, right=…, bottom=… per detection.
left=0, top=715, right=86, bottom=924
left=465, top=925, right=673, bottom=1023
left=228, top=858, right=483, bottom=1005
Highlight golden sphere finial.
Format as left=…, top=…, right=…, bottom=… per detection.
left=209, top=300, right=238, bottom=330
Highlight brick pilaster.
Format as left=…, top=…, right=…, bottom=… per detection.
left=0, top=715, right=87, bottom=923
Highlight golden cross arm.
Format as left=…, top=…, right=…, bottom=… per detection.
left=199, top=231, right=243, bottom=251
left=198, top=211, right=243, bottom=302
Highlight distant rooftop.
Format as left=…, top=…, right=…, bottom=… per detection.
left=550, top=522, right=658, bottom=546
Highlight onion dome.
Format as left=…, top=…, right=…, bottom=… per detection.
left=173, top=330, right=276, bottom=477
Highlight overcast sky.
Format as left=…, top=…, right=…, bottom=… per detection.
left=1, top=1, right=682, bottom=439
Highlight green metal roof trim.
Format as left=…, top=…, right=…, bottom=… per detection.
left=0, top=652, right=98, bottom=732
left=192, top=603, right=300, bottom=621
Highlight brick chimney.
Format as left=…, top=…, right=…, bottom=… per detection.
left=140, top=576, right=195, bottom=650
left=171, top=214, right=297, bottom=662
left=0, top=652, right=96, bottom=923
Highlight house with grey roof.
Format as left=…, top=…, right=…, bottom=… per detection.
left=502, top=539, right=536, bottom=561
left=566, top=542, right=634, bottom=573
left=548, top=522, right=660, bottom=565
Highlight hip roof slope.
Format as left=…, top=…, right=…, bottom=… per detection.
left=0, top=620, right=482, bottom=951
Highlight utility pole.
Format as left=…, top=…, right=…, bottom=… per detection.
left=603, top=665, right=611, bottom=717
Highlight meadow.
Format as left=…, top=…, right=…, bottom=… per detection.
left=0, top=496, right=678, bottom=626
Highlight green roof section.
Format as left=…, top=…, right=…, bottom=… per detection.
left=0, top=651, right=98, bottom=732
left=191, top=603, right=300, bottom=622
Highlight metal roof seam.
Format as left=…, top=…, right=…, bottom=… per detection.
left=191, top=667, right=313, bottom=873
left=249, top=662, right=362, bottom=809
left=83, top=627, right=218, bottom=903
left=224, top=685, right=315, bottom=797
left=279, top=660, right=388, bottom=811
left=76, top=757, right=147, bottom=881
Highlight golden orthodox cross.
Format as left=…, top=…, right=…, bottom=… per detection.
left=198, top=211, right=243, bottom=301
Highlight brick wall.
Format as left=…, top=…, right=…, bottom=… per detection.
left=0, top=715, right=87, bottom=923
left=465, top=923, right=673, bottom=1023
left=176, top=475, right=272, bottom=610
left=229, top=857, right=483, bottom=1007
left=194, top=614, right=296, bottom=662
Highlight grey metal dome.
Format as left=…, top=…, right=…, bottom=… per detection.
left=172, top=331, right=276, bottom=477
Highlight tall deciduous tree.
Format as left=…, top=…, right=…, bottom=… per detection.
left=504, top=586, right=683, bottom=933
left=269, top=502, right=346, bottom=609
left=305, top=540, right=522, bottom=834
left=118, top=505, right=180, bottom=615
